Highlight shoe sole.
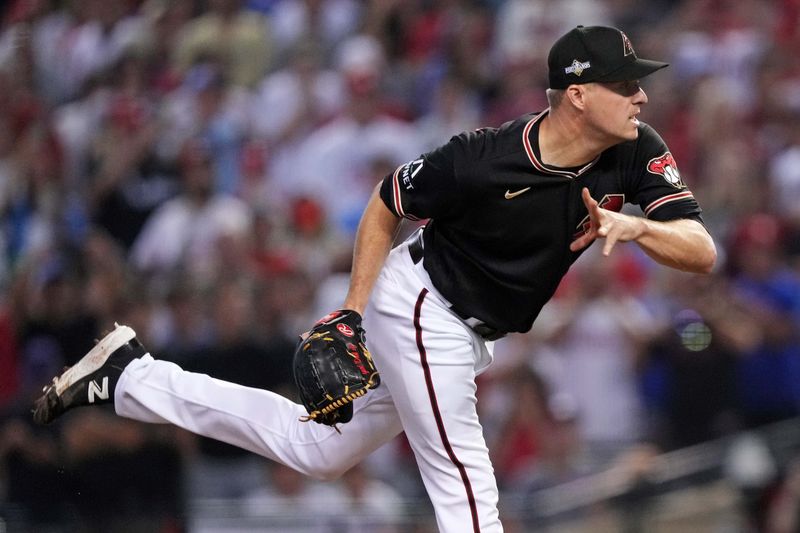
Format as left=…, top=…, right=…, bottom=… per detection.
left=54, top=324, right=136, bottom=395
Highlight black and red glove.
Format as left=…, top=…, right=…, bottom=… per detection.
left=293, top=310, right=380, bottom=427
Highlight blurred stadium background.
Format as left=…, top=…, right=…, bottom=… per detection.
left=1, top=0, right=800, bottom=531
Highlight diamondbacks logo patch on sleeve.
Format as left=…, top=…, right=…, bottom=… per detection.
left=647, top=152, right=685, bottom=188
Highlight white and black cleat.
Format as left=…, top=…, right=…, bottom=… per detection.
left=32, top=324, right=146, bottom=425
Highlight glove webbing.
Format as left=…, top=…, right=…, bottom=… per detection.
left=299, top=388, right=368, bottom=424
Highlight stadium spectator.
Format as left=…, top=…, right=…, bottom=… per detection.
left=173, top=0, right=273, bottom=89
left=129, top=137, right=253, bottom=283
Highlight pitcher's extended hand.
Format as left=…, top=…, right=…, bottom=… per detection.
left=570, top=187, right=644, bottom=256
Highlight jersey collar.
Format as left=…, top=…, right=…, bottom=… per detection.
left=522, top=109, right=600, bottom=179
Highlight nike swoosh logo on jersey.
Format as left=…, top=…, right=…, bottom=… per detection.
left=504, top=187, right=531, bottom=199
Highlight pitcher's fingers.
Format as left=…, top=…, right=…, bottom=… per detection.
left=570, top=233, right=594, bottom=252
left=581, top=187, right=599, bottom=214
left=602, top=231, right=619, bottom=256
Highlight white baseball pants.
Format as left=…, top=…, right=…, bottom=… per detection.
left=115, top=238, right=502, bottom=532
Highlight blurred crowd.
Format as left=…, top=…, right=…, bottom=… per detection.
left=1, top=0, right=800, bottom=531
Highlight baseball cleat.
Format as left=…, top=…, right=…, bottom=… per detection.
left=32, top=324, right=146, bottom=425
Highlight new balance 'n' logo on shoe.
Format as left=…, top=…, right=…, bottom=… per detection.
left=87, top=377, right=109, bottom=403
left=32, top=324, right=146, bottom=425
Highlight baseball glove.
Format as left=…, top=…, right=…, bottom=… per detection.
left=293, top=309, right=380, bottom=427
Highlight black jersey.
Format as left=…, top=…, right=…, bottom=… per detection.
left=379, top=109, right=703, bottom=334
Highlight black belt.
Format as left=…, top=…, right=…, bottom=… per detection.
left=407, top=233, right=506, bottom=341
left=409, top=231, right=424, bottom=264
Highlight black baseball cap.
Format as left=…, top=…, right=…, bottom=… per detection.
left=548, top=25, right=668, bottom=89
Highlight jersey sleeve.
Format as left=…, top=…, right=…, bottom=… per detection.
left=626, top=124, right=703, bottom=223
left=379, top=136, right=462, bottom=221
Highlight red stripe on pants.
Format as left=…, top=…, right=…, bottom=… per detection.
left=413, top=288, right=480, bottom=533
